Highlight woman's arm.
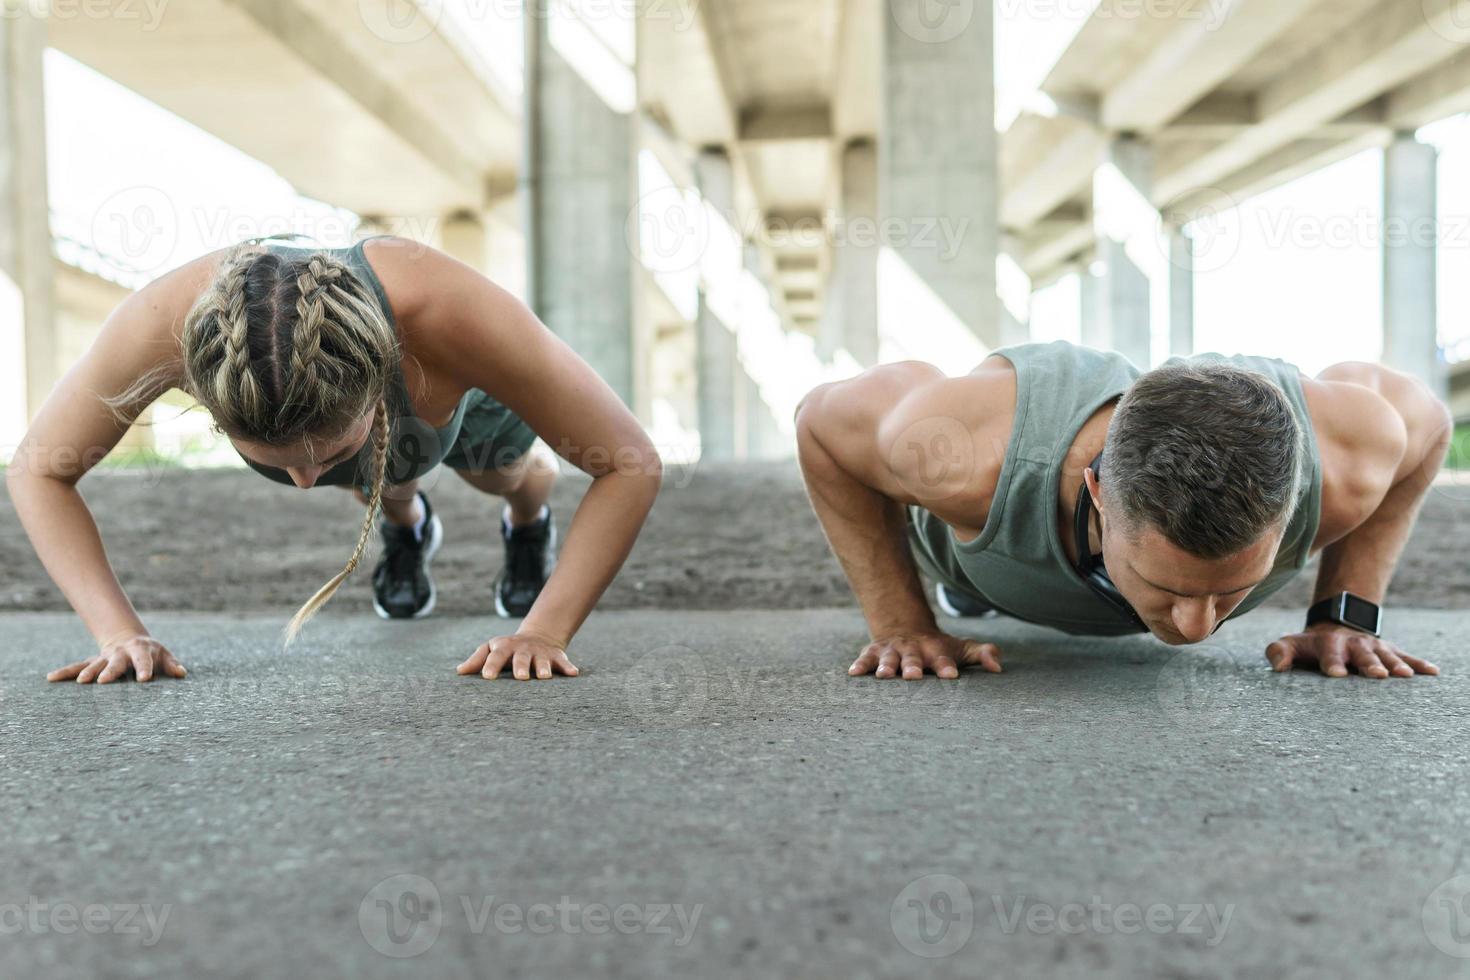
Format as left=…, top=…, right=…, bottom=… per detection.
left=372, top=242, right=662, bottom=674
left=5, top=254, right=214, bottom=681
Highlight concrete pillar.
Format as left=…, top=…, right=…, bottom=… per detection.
left=1168, top=226, right=1194, bottom=357
left=821, top=139, right=879, bottom=366
left=1382, top=133, right=1443, bottom=396
left=437, top=209, right=487, bottom=273
left=1090, top=136, right=1157, bottom=367
left=880, top=0, right=998, bottom=348
left=522, top=5, right=637, bottom=406
left=694, top=148, right=739, bottom=461
left=1079, top=261, right=1107, bottom=350
left=0, top=10, right=56, bottom=441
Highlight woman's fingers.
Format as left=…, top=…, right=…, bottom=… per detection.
left=156, top=650, right=188, bottom=678
left=133, top=647, right=156, bottom=683
left=551, top=650, right=580, bottom=677
left=482, top=643, right=516, bottom=680
left=457, top=643, right=491, bottom=675
left=76, top=656, right=108, bottom=684
left=96, top=652, right=132, bottom=684
left=47, top=659, right=94, bottom=683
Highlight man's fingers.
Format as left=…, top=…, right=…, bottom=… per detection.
left=930, top=655, right=960, bottom=680
left=1400, top=653, right=1440, bottom=676
left=849, top=647, right=880, bottom=676
left=1374, top=648, right=1412, bottom=678
left=1264, top=640, right=1294, bottom=672
left=1347, top=639, right=1389, bottom=679
left=47, top=660, right=93, bottom=683
left=960, top=641, right=1002, bottom=673
left=874, top=648, right=902, bottom=680
left=1318, top=641, right=1349, bottom=678
left=457, top=644, right=491, bottom=675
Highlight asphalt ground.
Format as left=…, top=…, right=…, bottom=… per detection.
left=3, top=607, right=1468, bottom=979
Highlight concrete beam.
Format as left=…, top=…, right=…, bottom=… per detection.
left=1156, top=0, right=1470, bottom=205
left=1002, top=115, right=1105, bottom=231
left=738, top=103, right=832, bottom=142
left=1386, top=49, right=1470, bottom=130
left=1101, top=0, right=1319, bottom=133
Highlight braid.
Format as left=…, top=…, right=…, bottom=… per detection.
left=282, top=398, right=391, bottom=646
left=215, top=249, right=268, bottom=421
left=288, top=258, right=336, bottom=397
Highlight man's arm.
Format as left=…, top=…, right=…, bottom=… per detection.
left=795, top=363, right=1004, bottom=679
left=1312, top=362, right=1453, bottom=606
left=1268, top=362, right=1451, bottom=678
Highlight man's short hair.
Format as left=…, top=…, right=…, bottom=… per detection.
left=1102, top=362, right=1304, bottom=559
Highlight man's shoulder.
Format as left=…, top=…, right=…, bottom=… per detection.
left=873, top=357, right=1017, bottom=526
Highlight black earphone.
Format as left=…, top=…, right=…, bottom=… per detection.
left=1073, top=452, right=1150, bottom=633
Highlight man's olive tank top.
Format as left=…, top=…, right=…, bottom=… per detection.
left=907, top=341, right=1322, bottom=636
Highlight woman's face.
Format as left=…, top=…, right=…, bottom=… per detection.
left=232, top=410, right=375, bottom=489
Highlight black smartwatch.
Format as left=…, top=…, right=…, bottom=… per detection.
left=1305, top=592, right=1382, bottom=637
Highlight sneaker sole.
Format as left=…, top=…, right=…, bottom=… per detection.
left=494, top=518, right=558, bottom=619
left=373, top=513, right=442, bottom=621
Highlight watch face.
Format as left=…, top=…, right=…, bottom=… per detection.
left=1341, top=594, right=1380, bottom=632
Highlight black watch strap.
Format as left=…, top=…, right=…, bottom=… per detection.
left=1306, top=592, right=1382, bottom=637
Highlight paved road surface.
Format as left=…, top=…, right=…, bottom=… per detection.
left=3, top=609, right=1467, bottom=978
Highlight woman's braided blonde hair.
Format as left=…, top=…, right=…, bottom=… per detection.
left=127, top=244, right=402, bottom=645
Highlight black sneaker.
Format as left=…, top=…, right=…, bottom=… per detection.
left=494, top=509, right=556, bottom=618
left=371, top=492, right=442, bottom=620
left=936, top=583, right=998, bottom=619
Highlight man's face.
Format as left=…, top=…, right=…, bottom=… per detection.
left=1098, top=507, right=1283, bottom=646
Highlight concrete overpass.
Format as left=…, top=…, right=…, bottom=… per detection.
left=2, top=0, right=1464, bottom=461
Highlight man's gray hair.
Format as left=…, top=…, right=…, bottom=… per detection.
left=1102, top=362, right=1304, bottom=559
